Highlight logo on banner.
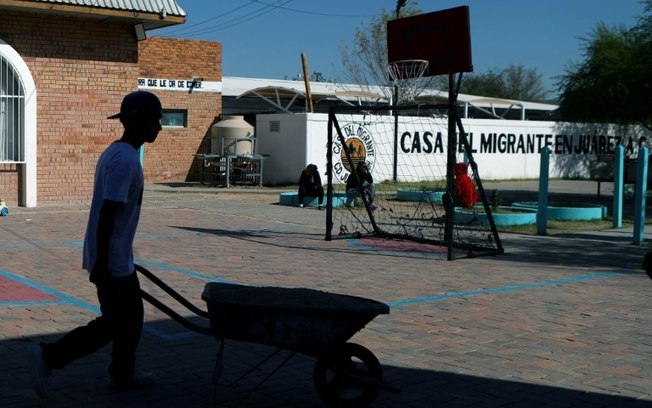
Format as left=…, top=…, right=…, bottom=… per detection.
left=332, top=123, right=377, bottom=183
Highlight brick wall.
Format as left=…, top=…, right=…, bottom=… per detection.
left=0, top=11, right=222, bottom=206
left=0, top=164, right=20, bottom=205
left=2, top=11, right=138, bottom=205
left=137, top=37, right=222, bottom=182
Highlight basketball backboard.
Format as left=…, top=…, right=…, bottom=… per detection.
left=387, top=6, right=473, bottom=77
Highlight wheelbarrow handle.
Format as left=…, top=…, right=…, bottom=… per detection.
left=138, top=287, right=213, bottom=336
left=135, top=263, right=210, bottom=319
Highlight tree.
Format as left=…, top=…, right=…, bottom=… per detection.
left=339, top=1, right=445, bottom=95
left=340, top=3, right=547, bottom=102
left=557, top=0, right=652, bottom=131
left=459, top=64, right=548, bottom=102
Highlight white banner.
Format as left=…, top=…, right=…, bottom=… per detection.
left=138, top=78, right=222, bottom=93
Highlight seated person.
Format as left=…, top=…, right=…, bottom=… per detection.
left=346, top=161, right=376, bottom=209
left=454, top=162, right=477, bottom=208
left=298, top=164, right=324, bottom=208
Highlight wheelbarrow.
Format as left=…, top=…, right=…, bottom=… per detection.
left=135, top=264, right=399, bottom=407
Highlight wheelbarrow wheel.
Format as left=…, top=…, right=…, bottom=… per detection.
left=313, top=342, right=382, bottom=408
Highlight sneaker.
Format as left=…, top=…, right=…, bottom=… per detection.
left=111, top=370, right=157, bottom=388
left=299, top=204, right=304, bottom=208
left=369, top=203, right=378, bottom=211
left=318, top=204, right=323, bottom=210
left=30, top=344, right=52, bottom=398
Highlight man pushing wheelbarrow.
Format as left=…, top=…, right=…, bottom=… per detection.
left=30, top=90, right=163, bottom=397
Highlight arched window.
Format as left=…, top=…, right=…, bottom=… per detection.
left=0, top=53, right=24, bottom=162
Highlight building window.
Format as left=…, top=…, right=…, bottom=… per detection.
left=161, top=109, right=187, bottom=128
left=0, top=54, right=24, bottom=162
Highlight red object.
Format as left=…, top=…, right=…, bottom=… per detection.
left=454, top=163, right=477, bottom=208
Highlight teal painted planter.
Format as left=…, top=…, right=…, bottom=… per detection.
left=396, top=188, right=446, bottom=202
left=455, top=206, right=537, bottom=226
left=511, top=202, right=606, bottom=221
left=279, top=192, right=349, bottom=208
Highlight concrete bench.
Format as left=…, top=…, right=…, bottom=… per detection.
left=278, top=192, right=351, bottom=208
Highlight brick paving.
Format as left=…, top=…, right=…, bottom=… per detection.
left=1, top=180, right=652, bottom=407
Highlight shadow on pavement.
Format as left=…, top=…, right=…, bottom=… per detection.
left=3, top=328, right=651, bottom=408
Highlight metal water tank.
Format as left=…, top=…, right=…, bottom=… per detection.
left=211, top=116, right=254, bottom=155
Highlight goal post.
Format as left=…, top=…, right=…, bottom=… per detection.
left=324, top=104, right=503, bottom=260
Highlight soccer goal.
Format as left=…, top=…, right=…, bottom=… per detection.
left=324, top=104, right=503, bottom=260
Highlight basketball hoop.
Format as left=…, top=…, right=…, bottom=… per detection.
left=387, top=59, right=430, bottom=105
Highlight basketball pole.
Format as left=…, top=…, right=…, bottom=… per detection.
left=393, top=84, right=399, bottom=181
left=392, top=0, right=405, bottom=184
left=445, top=73, right=457, bottom=260
left=325, top=107, right=334, bottom=241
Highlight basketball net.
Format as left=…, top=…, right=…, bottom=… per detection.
left=386, top=59, right=430, bottom=105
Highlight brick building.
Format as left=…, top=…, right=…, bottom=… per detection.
left=0, top=0, right=222, bottom=206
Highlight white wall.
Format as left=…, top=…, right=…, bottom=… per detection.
left=256, top=113, right=309, bottom=185
left=256, top=113, right=651, bottom=185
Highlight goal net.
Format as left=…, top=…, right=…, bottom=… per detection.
left=325, top=104, right=503, bottom=260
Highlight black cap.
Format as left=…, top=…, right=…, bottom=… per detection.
left=107, top=90, right=162, bottom=120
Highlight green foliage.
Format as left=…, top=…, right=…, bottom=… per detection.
left=557, top=0, right=652, bottom=131
left=340, top=3, right=542, bottom=101
left=459, top=64, right=548, bottom=102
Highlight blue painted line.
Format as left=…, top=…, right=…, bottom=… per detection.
left=0, top=300, right=63, bottom=307
left=0, top=261, right=633, bottom=340
left=0, top=231, right=201, bottom=251
left=387, top=270, right=630, bottom=307
left=0, top=268, right=100, bottom=313
left=0, top=267, right=207, bottom=340
left=0, top=240, right=82, bottom=250
left=0, top=231, right=221, bottom=340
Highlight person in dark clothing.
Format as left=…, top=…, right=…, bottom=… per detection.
left=346, top=161, right=376, bottom=209
left=297, top=164, right=324, bottom=209
left=30, top=90, right=163, bottom=397
left=643, top=252, right=652, bottom=280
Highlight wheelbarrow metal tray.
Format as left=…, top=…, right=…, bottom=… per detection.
left=201, top=283, right=389, bottom=357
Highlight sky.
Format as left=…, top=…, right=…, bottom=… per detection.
left=153, top=0, right=645, bottom=95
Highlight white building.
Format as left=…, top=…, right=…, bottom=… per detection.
left=216, top=77, right=650, bottom=186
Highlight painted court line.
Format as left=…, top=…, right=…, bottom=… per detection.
left=387, top=270, right=630, bottom=307
left=0, top=260, right=229, bottom=341
left=0, top=231, right=201, bottom=251
left=1, top=249, right=632, bottom=339
left=0, top=268, right=99, bottom=312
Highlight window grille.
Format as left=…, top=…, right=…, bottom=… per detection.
left=0, top=54, right=24, bottom=163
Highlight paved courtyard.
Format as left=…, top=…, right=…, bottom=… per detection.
left=1, top=181, right=651, bottom=407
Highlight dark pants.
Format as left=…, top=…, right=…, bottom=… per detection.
left=41, top=272, right=144, bottom=380
left=298, top=185, right=324, bottom=205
